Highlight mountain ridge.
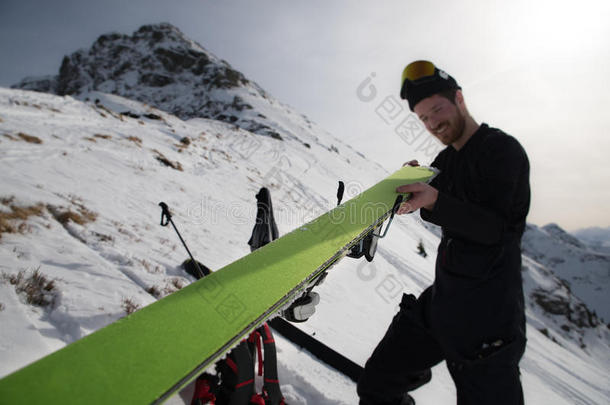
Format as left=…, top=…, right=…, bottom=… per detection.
left=523, top=223, right=610, bottom=322
left=13, top=22, right=368, bottom=160
left=572, top=226, right=610, bottom=255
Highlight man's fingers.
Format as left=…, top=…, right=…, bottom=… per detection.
left=395, top=182, right=437, bottom=213
left=396, top=182, right=425, bottom=194
left=396, top=202, right=413, bottom=215
left=402, top=160, right=420, bottom=167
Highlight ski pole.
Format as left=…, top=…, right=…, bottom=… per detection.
left=158, top=202, right=205, bottom=279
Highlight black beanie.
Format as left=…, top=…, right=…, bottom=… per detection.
left=400, top=61, right=461, bottom=111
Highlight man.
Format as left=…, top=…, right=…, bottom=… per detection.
left=357, top=60, right=530, bottom=405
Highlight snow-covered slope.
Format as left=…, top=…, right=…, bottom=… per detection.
left=1, top=23, right=609, bottom=405
left=0, top=86, right=386, bottom=400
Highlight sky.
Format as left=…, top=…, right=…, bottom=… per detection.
left=1, top=0, right=609, bottom=231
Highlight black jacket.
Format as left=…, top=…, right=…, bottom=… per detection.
left=420, top=123, right=530, bottom=361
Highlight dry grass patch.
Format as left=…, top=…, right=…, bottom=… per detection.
left=175, top=136, right=191, bottom=152
left=55, top=210, right=95, bottom=225
left=137, top=258, right=162, bottom=274
left=126, top=136, right=142, bottom=147
left=49, top=207, right=97, bottom=226
left=93, top=102, right=120, bottom=120
left=0, top=199, right=45, bottom=240
left=94, top=134, right=112, bottom=140
left=1, top=269, right=58, bottom=307
left=146, top=285, right=162, bottom=298
left=1, top=196, right=15, bottom=205
left=17, top=132, right=43, bottom=144
left=47, top=197, right=98, bottom=227
left=153, top=149, right=183, bottom=171
left=92, top=231, right=113, bottom=242
left=121, top=297, right=141, bottom=315
left=146, top=278, right=185, bottom=299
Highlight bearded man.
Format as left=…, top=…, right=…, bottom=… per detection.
left=357, top=60, right=530, bottom=405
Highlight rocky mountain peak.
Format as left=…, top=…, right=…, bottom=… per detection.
left=12, top=23, right=286, bottom=139
left=542, top=223, right=586, bottom=249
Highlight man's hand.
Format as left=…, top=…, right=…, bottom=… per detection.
left=403, top=160, right=420, bottom=167
left=396, top=182, right=439, bottom=214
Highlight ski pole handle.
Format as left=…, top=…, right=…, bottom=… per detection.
left=159, top=202, right=171, bottom=226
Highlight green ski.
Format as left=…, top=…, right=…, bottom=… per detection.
left=0, top=165, right=435, bottom=404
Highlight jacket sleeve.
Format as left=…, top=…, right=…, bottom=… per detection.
left=421, top=135, right=529, bottom=245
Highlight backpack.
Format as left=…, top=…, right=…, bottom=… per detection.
left=191, top=324, right=285, bottom=405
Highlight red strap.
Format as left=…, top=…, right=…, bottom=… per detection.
left=225, top=357, right=238, bottom=374
left=264, top=378, right=279, bottom=384
left=262, top=323, right=275, bottom=343
left=235, top=378, right=254, bottom=389
left=248, top=330, right=264, bottom=377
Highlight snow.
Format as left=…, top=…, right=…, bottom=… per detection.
left=1, top=83, right=609, bottom=404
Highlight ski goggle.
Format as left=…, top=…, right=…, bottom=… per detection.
left=400, top=60, right=437, bottom=99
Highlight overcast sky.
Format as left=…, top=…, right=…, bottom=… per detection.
left=1, top=0, right=609, bottom=231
